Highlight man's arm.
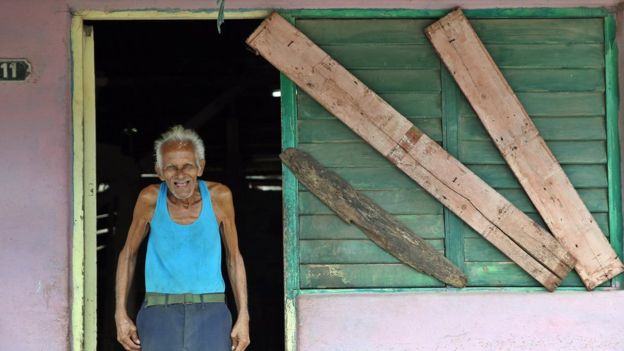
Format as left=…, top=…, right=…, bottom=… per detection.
left=115, top=186, right=157, bottom=351
left=212, top=183, right=250, bottom=351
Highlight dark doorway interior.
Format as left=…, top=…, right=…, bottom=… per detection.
left=90, top=20, right=284, bottom=351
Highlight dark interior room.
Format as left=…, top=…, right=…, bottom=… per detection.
left=89, top=19, right=284, bottom=351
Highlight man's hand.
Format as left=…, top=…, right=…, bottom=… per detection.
left=230, top=318, right=250, bottom=351
left=116, top=315, right=141, bottom=350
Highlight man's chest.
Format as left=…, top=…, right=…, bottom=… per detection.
left=167, top=200, right=202, bottom=225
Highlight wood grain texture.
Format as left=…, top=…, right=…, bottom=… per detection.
left=300, top=263, right=443, bottom=288
left=299, top=239, right=444, bottom=264
left=299, top=214, right=444, bottom=240
left=458, top=92, right=605, bottom=117
left=280, top=148, right=467, bottom=287
left=299, top=92, right=442, bottom=119
left=247, top=13, right=576, bottom=291
left=295, top=18, right=603, bottom=45
left=426, top=9, right=624, bottom=290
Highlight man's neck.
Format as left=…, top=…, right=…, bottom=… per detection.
left=168, top=186, right=201, bottom=209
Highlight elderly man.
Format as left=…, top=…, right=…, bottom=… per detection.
left=115, top=125, right=250, bottom=351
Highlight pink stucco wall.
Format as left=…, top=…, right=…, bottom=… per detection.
left=0, top=2, right=72, bottom=351
left=0, top=1, right=623, bottom=350
left=298, top=291, right=624, bottom=350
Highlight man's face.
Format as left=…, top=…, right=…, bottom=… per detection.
left=157, top=141, right=205, bottom=200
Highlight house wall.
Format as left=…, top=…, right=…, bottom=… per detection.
left=0, top=1, right=623, bottom=350
left=298, top=291, right=624, bottom=350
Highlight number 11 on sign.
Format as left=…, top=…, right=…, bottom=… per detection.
left=0, top=62, right=17, bottom=79
left=0, top=59, right=31, bottom=81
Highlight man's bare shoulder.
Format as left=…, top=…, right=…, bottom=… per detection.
left=205, top=181, right=234, bottom=221
left=206, top=181, right=233, bottom=207
left=137, top=184, right=160, bottom=207
left=206, top=181, right=231, bottom=198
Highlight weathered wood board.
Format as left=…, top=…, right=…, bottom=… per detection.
left=426, top=9, right=624, bottom=290
left=280, top=148, right=467, bottom=287
left=247, top=13, right=576, bottom=291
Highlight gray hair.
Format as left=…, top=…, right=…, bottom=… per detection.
left=154, top=125, right=205, bottom=169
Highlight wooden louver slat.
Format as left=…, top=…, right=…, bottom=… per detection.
left=247, top=13, right=576, bottom=291
left=426, top=9, right=624, bottom=290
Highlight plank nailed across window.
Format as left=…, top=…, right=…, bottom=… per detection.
left=426, top=9, right=623, bottom=289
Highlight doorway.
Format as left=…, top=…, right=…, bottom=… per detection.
left=86, top=19, right=284, bottom=350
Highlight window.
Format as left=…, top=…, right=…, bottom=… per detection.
left=283, top=13, right=620, bottom=289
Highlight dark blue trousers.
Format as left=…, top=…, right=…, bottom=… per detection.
left=136, top=302, right=232, bottom=351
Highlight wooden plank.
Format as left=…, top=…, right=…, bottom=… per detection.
left=499, top=69, right=604, bottom=92
left=496, top=181, right=608, bottom=214
left=459, top=92, right=605, bottom=117
left=465, top=262, right=586, bottom=287
left=297, top=19, right=434, bottom=44
left=300, top=118, right=442, bottom=143
left=321, top=45, right=439, bottom=69
left=302, top=151, right=606, bottom=188
left=298, top=143, right=393, bottom=168
left=464, top=261, right=607, bottom=288
left=300, top=167, right=426, bottom=191
left=317, top=44, right=604, bottom=70
left=299, top=189, right=442, bottom=215
left=296, top=18, right=604, bottom=45
left=306, top=183, right=618, bottom=215
left=426, top=9, right=624, bottom=289
left=465, top=237, right=512, bottom=262
left=464, top=240, right=607, bottom=287
left=470, top=18, right=604, bottom=44
left=468, top=164, right=608, bottom=189
left=299, top=92, right=441, bottom=119
left=349, top=69, right=441, bottom=92
left=247, top=13, right=576, bottom=290
left=441, top=66, right=466, bottom=271
left=483, top=44, right=604, bottom=69
left=464, top=212, right=611, bottom=238
left=460, top=140, right=606, bottom=165
left=281, top=148, right=467, bottom=287
left=300, top=214, right=444, bottom=240
left=300, top=263, right=444, bottom=288
left=300, top=239, right=444, bottom=264
left=461, top=117, right=606, bottom=141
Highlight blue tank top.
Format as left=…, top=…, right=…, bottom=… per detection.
left=145, top=181, right=225, bottom=294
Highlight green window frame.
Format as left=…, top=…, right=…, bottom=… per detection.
left=280, top=8, right=622, bottom=298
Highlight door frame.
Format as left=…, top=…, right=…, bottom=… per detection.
left=70, top=9, right=272, bottom=351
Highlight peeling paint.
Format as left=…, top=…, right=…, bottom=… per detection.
left=285, top=298, right=297, bottom=351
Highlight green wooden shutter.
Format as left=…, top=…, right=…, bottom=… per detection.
left=291, top=17, right=613, bottom=289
